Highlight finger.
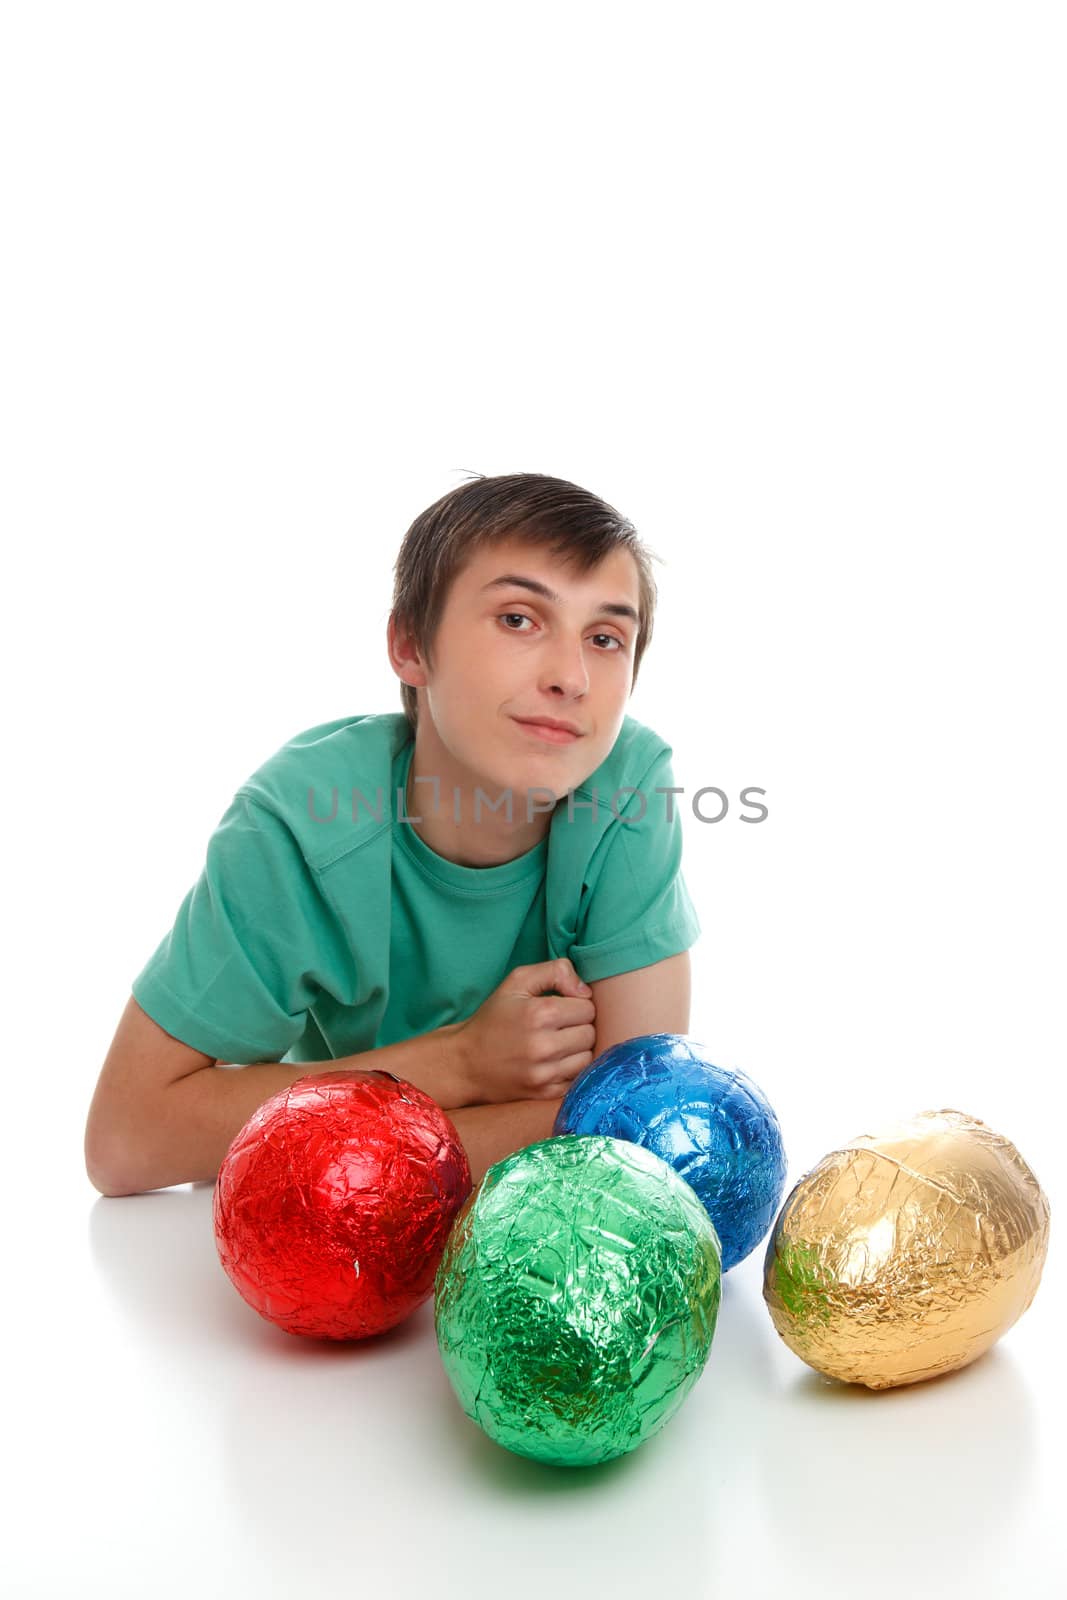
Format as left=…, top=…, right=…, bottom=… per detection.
left=562, top=960, right=593, bottom=997
left=541, top=1047, right=595, bottom=1088
left=527, top=958, right=592, bottom=999
left=550, top=1023, right=596, bottom=1057
left=534, top=1079, right=572, bottom=1103
left=551, top=997, right=596, bottom=1026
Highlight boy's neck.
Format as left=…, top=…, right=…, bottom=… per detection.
left=403, top=728, right=554, bottom=869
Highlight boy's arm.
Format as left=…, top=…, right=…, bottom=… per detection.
left=108, top=1069, right=561, bottom=1196
left=586, top=950, right=692, bottom=1058
left=85, top=998, right=472, bottom=1198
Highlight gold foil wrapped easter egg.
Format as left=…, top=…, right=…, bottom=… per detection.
left=763, top=1108, right=1050, bottom=1389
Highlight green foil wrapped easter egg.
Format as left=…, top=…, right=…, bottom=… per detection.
left=434, top=1134, right=723, bottom=1466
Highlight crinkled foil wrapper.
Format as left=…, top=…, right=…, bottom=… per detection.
left=213, top=1069, right=471, bottom=1341
left=434, top=1133, right=722, bottom=1467
left=553, top=1032, right=787, bottom=1271
left=763, top=1107, right=1051, bottom=1389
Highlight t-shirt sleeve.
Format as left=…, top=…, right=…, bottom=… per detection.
left=569, top=744, right=702, bottom=983
left=131, top=793, right=340, bottom=1063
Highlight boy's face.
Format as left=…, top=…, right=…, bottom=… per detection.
left=398, top=535, right=642, bottom=803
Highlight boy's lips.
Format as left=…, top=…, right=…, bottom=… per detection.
left=512, top=716, right=583, bottom=744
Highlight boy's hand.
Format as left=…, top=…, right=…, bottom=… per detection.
left=451, top=958, right=597, bottom=1106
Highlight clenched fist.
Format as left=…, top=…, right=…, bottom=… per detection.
left=452, top=958, right=597, bottom=1105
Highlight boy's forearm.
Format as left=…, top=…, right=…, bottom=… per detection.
left=447, top=1097, right=564, bottom=1187
left=108, top=1023, right=471, bottom=1196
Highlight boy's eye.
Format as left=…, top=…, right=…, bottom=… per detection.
left=498, top=614, right=624, bottom=651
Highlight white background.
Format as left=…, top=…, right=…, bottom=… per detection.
left=3, top=3, right=1064, bottom=1596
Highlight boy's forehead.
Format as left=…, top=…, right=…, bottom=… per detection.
left=456, top=537, right=640, bottom=601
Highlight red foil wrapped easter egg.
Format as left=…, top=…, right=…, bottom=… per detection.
left=213, top=1069, right=472, bottom=1340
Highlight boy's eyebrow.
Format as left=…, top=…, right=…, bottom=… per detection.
left=480, top=573, right=640, bottom=626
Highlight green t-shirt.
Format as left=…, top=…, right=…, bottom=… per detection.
left=131, top=711, right=701, bottom=1066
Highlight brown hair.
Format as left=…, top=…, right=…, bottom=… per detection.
left=389, top=472, right=662, bottom=737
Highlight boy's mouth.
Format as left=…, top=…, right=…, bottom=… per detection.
left=512, top=717, right=583, bottom=744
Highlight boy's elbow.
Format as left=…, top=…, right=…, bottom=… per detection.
left=84, top=1130, right=136, bottom=1197
left=84, top=1115, right=154, bottom=1197
left=88, top=1171, right=137, bottom=1199
left=87, top=1166, right=143, bottom=1199
left=84, top=994, right=220, bottom=1197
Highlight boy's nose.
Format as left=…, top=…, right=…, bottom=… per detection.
left=539, top=646, right=590, bottom=699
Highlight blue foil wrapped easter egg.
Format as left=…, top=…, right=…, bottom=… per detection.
left=553, top=1033, right=787, bottom=1271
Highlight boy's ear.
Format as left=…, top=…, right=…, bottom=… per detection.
left=387, top=612, right=430, bottom=688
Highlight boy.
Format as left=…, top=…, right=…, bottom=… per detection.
left=84, top=472, right=701, bottom=1196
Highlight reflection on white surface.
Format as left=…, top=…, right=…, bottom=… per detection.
left=756, top=1335, right=1035, bottom=1588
